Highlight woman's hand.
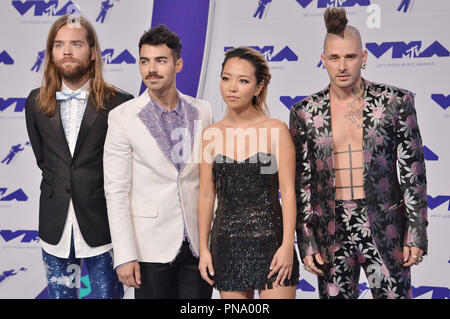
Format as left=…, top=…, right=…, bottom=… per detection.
left=199, top=249, right=215, bottom=286
left=268, top=244, right=294, bottom=287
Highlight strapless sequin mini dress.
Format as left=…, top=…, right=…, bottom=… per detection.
left=210, top=152, right=299, bottom=291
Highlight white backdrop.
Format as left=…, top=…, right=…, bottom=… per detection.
left=1, top=0, right=449, bottom=299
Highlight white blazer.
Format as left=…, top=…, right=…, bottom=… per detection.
left=104, top=90, right=212, bottom=268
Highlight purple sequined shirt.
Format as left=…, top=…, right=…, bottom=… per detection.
left=148, top=96, right=197, bottom=260
left=151, top=98, right=185, bottom=172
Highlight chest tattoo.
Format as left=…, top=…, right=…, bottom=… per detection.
left=334, top=144, right=364, bottom=199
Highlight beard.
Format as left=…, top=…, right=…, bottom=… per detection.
left=56, top=58, right=91, bottom=82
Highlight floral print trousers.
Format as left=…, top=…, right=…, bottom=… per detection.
left=318, top=199, right=412, bottom=299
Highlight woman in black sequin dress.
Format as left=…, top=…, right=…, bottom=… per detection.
left=198, top=47, right=300, bottom=299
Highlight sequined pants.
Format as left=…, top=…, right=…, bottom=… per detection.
left=318, top=199, right=411, bottom=299
left=41, top=235, right=123, bottom=299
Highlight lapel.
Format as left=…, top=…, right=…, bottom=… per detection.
left=49, top=101, right=72, bottom=160
left=137, top=91, right=199, bottom=172
left=72, top=99, right=99, bottom=161
left=138, top=95, right=175, bottom=167
left=178, top=94, right=199, bottom=172
left=362, top=79, right=383, bottom=187
left=362, top=80, right=382, bottom=149
left=315, top=85, right=335, bottom=165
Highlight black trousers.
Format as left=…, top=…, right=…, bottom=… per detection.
left=135, top=241, right=213, bottom=299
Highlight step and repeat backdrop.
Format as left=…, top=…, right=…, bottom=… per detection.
left=1, top=0, right=449, bottom=299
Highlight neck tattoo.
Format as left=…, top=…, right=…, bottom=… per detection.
left=342, top=81, right=365, bottom=129
left=346, top=81, right=365, bottom=110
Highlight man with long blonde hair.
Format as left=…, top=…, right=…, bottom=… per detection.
left=25, top=14, right=133, bottom=299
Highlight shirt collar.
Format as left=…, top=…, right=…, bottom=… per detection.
left=61, top=80, right=90, bottom=95
left=150, top=94, right=183, bottom=118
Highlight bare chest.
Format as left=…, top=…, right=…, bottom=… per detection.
left=330, top=98, right=365, bottom=200
left=330, top=99, right=364, bottom=149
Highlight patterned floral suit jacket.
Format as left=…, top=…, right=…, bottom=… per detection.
left=289, top=79, right=428, bottom=275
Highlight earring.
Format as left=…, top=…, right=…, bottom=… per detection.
left=252, top=95, right=258, bottom=105
left=361, top=63, right=366, bottom=70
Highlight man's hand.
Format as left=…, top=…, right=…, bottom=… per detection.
left=302, top=253, right=325, bottom=276
left=403, top=246, right=424, bottom=267
left=116, top=261, right=141, bottom=288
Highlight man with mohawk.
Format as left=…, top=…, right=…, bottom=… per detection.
left=289, top=8, right=428, bottom=299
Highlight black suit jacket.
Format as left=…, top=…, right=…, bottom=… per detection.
left=25, top=87, right=133, bottom=247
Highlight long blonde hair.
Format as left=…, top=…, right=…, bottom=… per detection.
left=37, top=14, right=117, bottom=116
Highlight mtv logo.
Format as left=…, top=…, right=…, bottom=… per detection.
left=297, top=279, right=316, bottom=292
left=0, top=188, right=28, bottom=202
left=31, top=50, right=46, bottom=73
left=296, top=0, right=314, bottom=7
left=423, top=146, right=438, bottom=161
left=12, top=0, right=78, bottom=16
left=431, top=94, right=450, bottom=110
left=0, top=230, right=39, bottom=243
left=412, top=286, right=450, bottom=299
left=0, top=98, right=26, bottom=112
left=366, top=41, right=450, bottom=59
left=224, top=46, right=298, bottom=62
left=296, top=0, right=370, bottom=8
left=96, top=0, right=115, bottom=24
left=0, top=51, right=14, bottom=65
left=427, top=195, right=450, bottom=210
left=1, top=142, right=30, bottom=165
left=102, top=49, right=136, bottom=64
left=317, top=59, right=325, bottom=69
left=0, top=268, right=28, bottom=284
left=280, top=96, right=308, bottom=110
